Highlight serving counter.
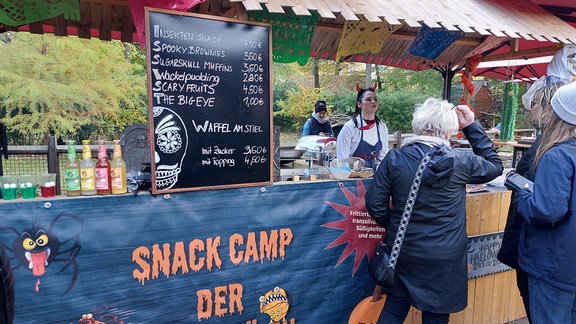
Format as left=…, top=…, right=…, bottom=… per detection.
left=0, top=179, right=523, bottom=323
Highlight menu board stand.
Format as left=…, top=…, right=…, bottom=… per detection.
left=145, top=8, right=273, bottom=193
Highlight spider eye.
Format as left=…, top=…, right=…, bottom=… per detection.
left=22, top=237, right=36, bottom=250
left=36, top=234, right=49, bottom=247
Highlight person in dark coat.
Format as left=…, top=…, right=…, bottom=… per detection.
left=301, top=100, right=334, bottom=137
left=497, top=82, right=563, bottom=324
left=513, top=81, right=576, bottom=324
left=365, top=99, right=503, bottom=323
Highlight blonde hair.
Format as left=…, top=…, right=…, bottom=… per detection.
left=532, top=82, right=575, bottom=169
left=530, top=82, right=564, bottom=129
left=534, top=110, right=576, bottom=169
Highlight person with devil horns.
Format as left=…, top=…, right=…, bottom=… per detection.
left=336, top=83, right=389, bottom=170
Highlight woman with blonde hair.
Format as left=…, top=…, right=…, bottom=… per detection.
left=513, top=81, right=576, bottom=323
left=498, top=82, right=564, bottom=323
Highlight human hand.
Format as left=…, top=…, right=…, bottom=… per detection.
left=455, top=105, right=475, bottom=128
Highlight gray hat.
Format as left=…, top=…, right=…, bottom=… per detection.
left=552, top=82, right=576, bottom=125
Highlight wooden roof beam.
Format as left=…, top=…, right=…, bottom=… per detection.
left=477, top=44, right=564, bottom=62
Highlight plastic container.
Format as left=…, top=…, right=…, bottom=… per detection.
left=328, top=166, right=352, bottom=180
left=40, top=173, right=57, bottom=197
left=0, top=175, right=18, bottom=200
left=19, top=175, right=37, bottom=199
left=330, top=157, right=366, bottom=172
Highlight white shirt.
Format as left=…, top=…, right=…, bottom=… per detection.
left=336, top=115, right=389, bottom=162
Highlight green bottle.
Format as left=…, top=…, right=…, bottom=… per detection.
left=64, top=140, right=81, bottom=196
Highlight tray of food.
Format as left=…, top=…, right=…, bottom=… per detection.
left=466, top=183, right=488, bottom=193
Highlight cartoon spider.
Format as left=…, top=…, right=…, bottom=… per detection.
left=0, top=212, right=83, bottom=296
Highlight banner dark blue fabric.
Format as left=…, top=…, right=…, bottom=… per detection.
left=0, top=180, right=386, bottom=323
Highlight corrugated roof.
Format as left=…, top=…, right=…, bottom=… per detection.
left=238, top=0, right=575, bottom=43
left=1, top=0, right=574, bottom=80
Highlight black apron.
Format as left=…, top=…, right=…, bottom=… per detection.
left=353, top=120, right=382, bottom=170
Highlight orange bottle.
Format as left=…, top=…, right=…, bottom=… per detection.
left=110, top=140, right=127, bottom=194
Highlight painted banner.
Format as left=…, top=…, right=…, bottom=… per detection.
left=0, top=180, right=386, bottom=323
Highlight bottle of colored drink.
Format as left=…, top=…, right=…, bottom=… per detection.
left=80, top=139, right=97, bottom=196
left=64, top=140, right=81, bottom=196
left=95, top=139, right=111, bottom=195
left=110, top=140, right=127, bottom=195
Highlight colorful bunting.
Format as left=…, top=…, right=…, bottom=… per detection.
left=0, top=0, right=80, bottom=26
left=336, top=17, right=400, bottom=62
left=249, top=7, right=318, bottom=66
left=407, top=24, right=464, bottom=59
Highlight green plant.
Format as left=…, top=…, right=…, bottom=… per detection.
left=276, top=85, right=334, bottom=132
left=378, top=90, right=430, bottom=133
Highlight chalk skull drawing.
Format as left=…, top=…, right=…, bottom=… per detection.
left=153, top=106, right=188, bottom=190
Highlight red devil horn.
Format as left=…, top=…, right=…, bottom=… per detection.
left=356, top=83, right=361, bottom=93
left=371, top=83, right=377, bottom=91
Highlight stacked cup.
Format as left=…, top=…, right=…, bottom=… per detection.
left=0, top=175, right=18, bottom=200
left=19, top=175, right=37, bottom=199
left=39, top=173, right=57, bottom=198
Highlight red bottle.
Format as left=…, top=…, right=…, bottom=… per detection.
left=95, top=139, right=112, bottom=195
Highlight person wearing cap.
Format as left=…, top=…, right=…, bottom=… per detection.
left=512, top=81, right=576, bottom=323
left=301, top=100, right=334, bottom=137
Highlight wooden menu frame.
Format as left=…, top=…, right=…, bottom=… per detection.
left=145, top=8, right=273, bottom=194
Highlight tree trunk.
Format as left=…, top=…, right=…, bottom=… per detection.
left=313, top=59, right=320, bottom=88
left=365, top=64, right=372, bottom=88
left=375, top=65, right=383, bottom=91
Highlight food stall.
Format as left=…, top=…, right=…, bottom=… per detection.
left=4, top=1, right=561, bottom=322
left=0, top=174, right=526, bottom=323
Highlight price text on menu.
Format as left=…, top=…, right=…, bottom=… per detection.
left=146, top=9, right=272, bottom=193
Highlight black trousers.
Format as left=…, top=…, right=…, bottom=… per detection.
left=379, top=292, right=450, bottom=324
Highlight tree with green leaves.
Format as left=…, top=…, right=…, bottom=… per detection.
left=0, top=32, right=147, bottom=144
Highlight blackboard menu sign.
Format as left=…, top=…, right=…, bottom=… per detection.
left=145, top=8, right=272, bottom=193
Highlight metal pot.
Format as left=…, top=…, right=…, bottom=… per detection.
left=295, top=136, right=337, bottom=165
left=279, top=146, right=306, bottom=164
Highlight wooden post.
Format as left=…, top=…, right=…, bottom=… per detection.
left=46, top=136, right=61, bottom=195
left=395, top=131, right=402, bottom=148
